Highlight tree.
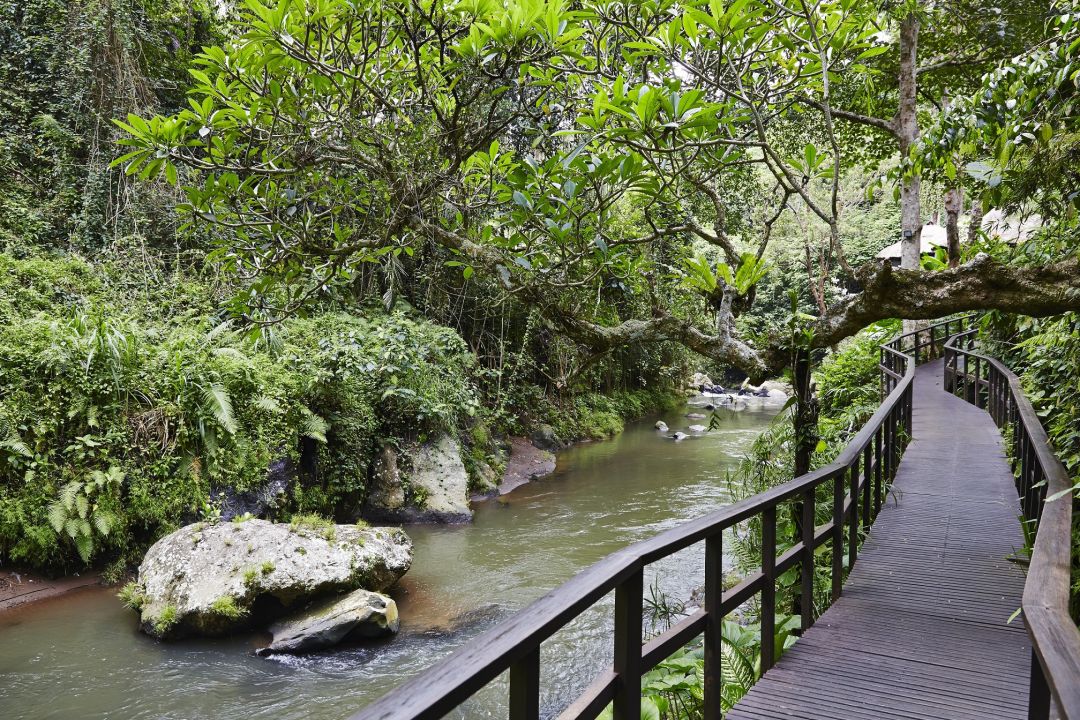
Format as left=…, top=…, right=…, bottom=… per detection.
left=115, top=0, right=1080, bottom=387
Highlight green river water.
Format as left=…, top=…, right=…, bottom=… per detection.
left=0, top=400, right=778, bottom=720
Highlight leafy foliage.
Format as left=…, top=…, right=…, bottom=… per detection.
left=0, top=254, right=479, bottom=570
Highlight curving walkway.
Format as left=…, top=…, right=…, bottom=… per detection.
left=728, top=360, right=1031, bottom=720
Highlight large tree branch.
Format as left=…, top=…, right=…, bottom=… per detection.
left=413, top=215, right=771, bottom=378
left=815, top=255, right=1080, bottom=347
left=796, top=96, right=899, bottom=139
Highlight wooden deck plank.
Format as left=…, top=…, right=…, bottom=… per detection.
left=727, top=360, right=1031, bottom=720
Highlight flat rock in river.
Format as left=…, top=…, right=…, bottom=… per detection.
left=257, top=588, right=399, bottom=655
left=130, top=519, right=412, bottom=639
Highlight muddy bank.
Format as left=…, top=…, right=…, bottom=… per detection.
left=0, top=570, right=102, bottom=613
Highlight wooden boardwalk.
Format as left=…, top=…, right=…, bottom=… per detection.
left=728, top=360, right=1032, bottom=720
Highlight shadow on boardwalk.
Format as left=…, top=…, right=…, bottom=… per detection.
left=728, top=359, right=1030, bottom=720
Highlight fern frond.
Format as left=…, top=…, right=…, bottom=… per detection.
left=212, top=347, right=248, bottom=363
left=254, top=396, right=282, bottom=413
left=74, top=533, right=93, bottom=563
left=0, top=426, right=31, bottom=457
left=47, top=502, right=67, bottom=532
left=300, top=409, right=328, bottom=443
left=75, top=494, right=89, bottom=519
left=93, top=511, right=115, bottom=537
left=201, top=383, right=237, bottom=434
left=60, top=481, right=81, bottom=511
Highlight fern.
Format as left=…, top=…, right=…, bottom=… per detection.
left=73, top=534, right=93, bottom=563
left=47, top=502, right=67, bottom=533
left=254, top=395, right=282, bottom=413
left=93, top=511, right=115, bottom=537
left=299, top=408, right=328, bottom=443
left=200, top=382, right=237, bottom=434
left=60, top=481, right=81, bottom=511
left=212, top=347, right=248, bottom=363
left=0, top=423, right=31, bottom=457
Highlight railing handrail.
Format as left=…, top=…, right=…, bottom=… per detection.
left=351, top=317, right=969, bottom=720
left=944, top=330, right=1080, bottom=719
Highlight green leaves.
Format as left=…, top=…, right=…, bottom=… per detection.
left=682, top=253, right=769, bottom=297
left=46, top=467, right=125, bottom=563
left=201, top=382, right=238, bottom=435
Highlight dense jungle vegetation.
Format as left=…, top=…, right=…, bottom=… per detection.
left=3, top=0, right=1080, bottom=701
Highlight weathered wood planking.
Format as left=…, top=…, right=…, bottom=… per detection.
left=728, top=361, right=1031, bottom=720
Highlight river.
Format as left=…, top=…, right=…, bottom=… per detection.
left=0, top=400, right=778, bottom=719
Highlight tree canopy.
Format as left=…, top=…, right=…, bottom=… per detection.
left=114, top=0, right=1080, bottom=380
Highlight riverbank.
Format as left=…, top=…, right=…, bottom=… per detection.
left=0, top=570, right=103, bottom=612
left=0, top=402, right=779, bottom=720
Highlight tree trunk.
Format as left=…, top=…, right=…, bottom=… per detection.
left=792, top=350, right=819, bottom=478
left=967, top=202, right=984, bottom=245
left=898, top=13, right=922, bottom=333
left=944, top=187, right=962, bottom=268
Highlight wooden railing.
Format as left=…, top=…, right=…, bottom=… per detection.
left=945, top=330, right=1080, bottom=720
left=350, top=318, right=966, bottom=720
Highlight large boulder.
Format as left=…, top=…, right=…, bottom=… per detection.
left=256, top=588, right=399, bottom=655
left=365, top=435, right=472, bottom=523
left=366, top=445, right=406, bottom=514
left=129, top=519, right=412, bottom=639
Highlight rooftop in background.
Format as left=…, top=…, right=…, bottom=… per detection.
left=875, top=222, right=947, bottom=261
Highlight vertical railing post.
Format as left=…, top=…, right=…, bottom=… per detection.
left=760, top=507, right=776, bottom=673
left=864, top=444, right=875, bottom=518
left=1028, top=650, right=1051, bottom=720
left=613, top=569, right=643, bottom=720
left=799, top=488, right=815, bottom=632
left=703, top=534, right=723, bottom=720
left=831, top=472, right=844, bottom=602
left=874, top=428, right=883, bottom=512
left=509, top=647, right=541, bottom=720
left=848, top=459, right=859, bottom=571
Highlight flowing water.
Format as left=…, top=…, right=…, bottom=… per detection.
left=0, top=401, right=779, bottom=720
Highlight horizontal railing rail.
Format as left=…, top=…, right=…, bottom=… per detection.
left=351, top=317, right=971, bottom=720
left=944, top=330, right=1080, bottom=720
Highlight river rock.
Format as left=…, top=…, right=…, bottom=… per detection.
left=686, top=413, right=706, bottom=420
left=688, top=424, right=708, bottom=433
left=530, top=424, right=566, bottom=452
left=365, top=435, right=472, bottom=523
left=655, top=421, right=669, bottom=432
left=212, top=459, right=292, bottom=521
left=671, top=432, right=688, bottom=441
left=256, top=589, right=399, bottom=655
left=131, top=519, right=412, bottom=639
left=689, top=372, right=713, bottom=389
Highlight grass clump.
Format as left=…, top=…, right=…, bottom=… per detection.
left=152, top=604, right=179, bottom=635
left=289, top=513, right=336, bottom=542
left=118, top=581, right=148, bottom=611
left=209, top=595, right=248, bottom=620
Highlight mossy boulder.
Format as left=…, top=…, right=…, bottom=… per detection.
left=128, top=519, right=412, bottom=639
left=365, top=435, right=472, bottom=523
